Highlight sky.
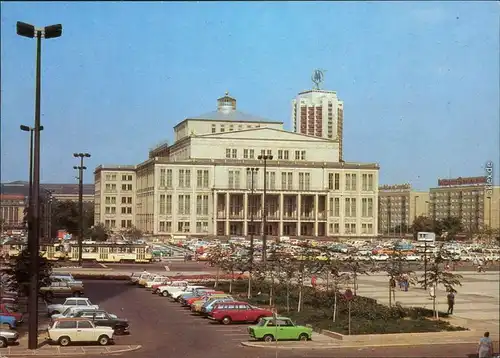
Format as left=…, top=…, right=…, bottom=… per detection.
left=1, top=1, right=499, bottom=190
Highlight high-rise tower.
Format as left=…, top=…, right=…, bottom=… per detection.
left=292, top=71, right=344, bottom=161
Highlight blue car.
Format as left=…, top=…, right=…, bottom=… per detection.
left=201, top=298, right=234, bottom=316
left=0, top=315, right=17, bottom=330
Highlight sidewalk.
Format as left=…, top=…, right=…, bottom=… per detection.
left=4, top=344, right=142, bottom=356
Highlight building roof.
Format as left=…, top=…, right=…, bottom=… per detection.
left=187, top=110, right=280, bottom=123
left=1, top=182, right=94, bottom=196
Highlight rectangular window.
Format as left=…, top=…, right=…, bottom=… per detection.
left=335, top=197, right=340, bottom=217
left=351, top=174, right=357, bottom=191
left=261, top=149, right=266, bottom=156
left=368, top=174, right=374, bottom=191
left=197, top=170, right=203, bottom=188
left=232, top=149, right=237, bottom=159
left=295, top=150, right=300, bottom=160
left=301, top=150, right=306, bottom=160
left=287, top=172, right=293, bottom=190
left=243, top=149, right=249, bottom=159
left=351, top=198, right=357, bottom=217
left=160, top=169, right=166, bottom=187
left=335, top=173, right=340, bottom=190
left=334, top=223, right=339, bottom=234
left=122, top=174, right=127, bottom=181
left=128, top=175, right=132, bottom=181
left=127, top=207, right=132, bottom=214
left=166, top=221, right=172, bottom=232
left=265, top=172, right=276, bottom=190
left=203, top=170, right=209, bottom=188
left=196, top=195, right=203, bottom=215
left=121, top=184, right=127, bottom=191
left=121, top=220, right=126, bottom=228
left=345, top=198, right=351, bottom=217
left=328, top=173, right=334, bottom=190
left=166, top=195, right=172, bottom=215
left=185, top=170, right=191, bottom=187
left=299, top=173, right=305, bottom=190
left=166, top=169, right=172, bottom=188
left=362, top=174, right=367, bottom=191
left=284, top=150, right=289, bottom=160
left=226, top=149, right=231, bottom=158
left=345, top=174, right=351, bottom=191
left=278, top=150, right=283, bottom=160
left=249, top=149, right=255, bottom=159
left=228, top=170, right=241, bottom=189
left=266, top=149, right=272, bottom=156
left=305, top=173, right=310, bottom=190
left=368, top=198, right=373, bottom=217
left=159, top=194, right=166, bottom=215
left=362, top=198, right=368, bottom=217
left=121, top=207, right=126, bottom=214
left=281, top=172, right=286, bottom=190
left=211, top=124, right=216, bottom=133
left=220, top=125, right=225, bottom=132
left=159, top=221, right=166, bottom=232
left=120, top=197, right=126, bottom=204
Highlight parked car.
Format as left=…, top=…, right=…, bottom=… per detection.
left=47, top=318, right=114, bottom=346
left=191, top=294, right=231, bottom=313
left=73, top=310, right=129, bottom=335
left=200, top=297, right=235, bottom=316
left=405, top=254, right=421, bottom=262
left=40, top=278, right=84, bottom=300
left=47, top=297, right=99, bottom=316
left=0, top=304, right=23, bottom=323
left=50, top=273, right=83, bottom=286
left=144, top=275, right=168, bottom=289
left=0, top=315, right=16, bottom=330
left=209, top=302, right=273, bottom=325
left=157, top=281, right=189, bottom=297
left=129, top=272, right=150, bottom=285
left=170, top=286, right=205, bottom=300
left=248, top=316, right=313, bottom=342
left=51, top=306, right=99, bottom=320
left=184, top=291, right=223, bottom=307
left=0, top=328, right=19, bottom=348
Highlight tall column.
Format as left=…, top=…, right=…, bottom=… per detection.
left=212, top=192, right=217, bottom=235
left=297, top=194, right=301, bottom=236
left=314, top=194, right=319, bottom=236
left=225, top=193, right=230, bottom=236
left=279, top=193, right=284, bottom=236
left=243, top=193, right=248, bottom=236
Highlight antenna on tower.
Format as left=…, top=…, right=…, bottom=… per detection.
left=311, top=69, right=327, bottom=90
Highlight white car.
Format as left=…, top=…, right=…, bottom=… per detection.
left=51, top=306, right=97, bottom=320
left=405, top=255, right=421, bottom=262
left=144, top=275, right=169, bottom=289
left=158, top=281, right=189, bottom=297
left=371, top=254, right=389, bottom=261
left=170, top=286, right=206, bottom=300
left=48, top=318, right=114, bottom=346
left=47, top=297, right=99, bottom=316
left=130, top=272, right=150, bottom=284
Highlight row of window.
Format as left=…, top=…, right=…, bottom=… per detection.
left=158, top=221, right=209, bottom=233
left=159, top=169, right=210, bottom=189
left=226, top=149, right=307, bottom=161
left=104, top=206, right=133, bottom=214
left=158, top=194, right=210, bottom=216
left=104, top=196, right=133, bottom=205
left=104, top=174, right=133, bottom=181
left=328, top=173, right=375, bottom=191
left=103, top=219, right=132, bottom=229
left=328, top=223, right=374, bottom=234
left=104, top=184, right=132, bottom=192
left=328, top=197, right=374, bottom=217
left=211, top=123, right=260, bottom=133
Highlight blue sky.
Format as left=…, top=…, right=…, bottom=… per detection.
left=1, top=1, right=498, bottom=190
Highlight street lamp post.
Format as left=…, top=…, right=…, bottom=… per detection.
left=73, top=153, right=91, bottom=267
left=246, top=167, right=259, bottom=298
left=20, top=125, right=44, bottom=213
left=16, top=21, right=62, bottom=351
left=257, top=155, right=273, bottom=263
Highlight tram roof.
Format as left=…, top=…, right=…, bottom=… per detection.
left=67, top=242, right=149, bottom=247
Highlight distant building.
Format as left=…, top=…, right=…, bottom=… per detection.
left=0, top=181, right=94, bottom=203
left=378, top=184, right=429, bottom=235
left=94, top=93, right=379, bottom=239
left=429, top=176, right=500, bottom=231
left=0, top=194, right=26, bottom=230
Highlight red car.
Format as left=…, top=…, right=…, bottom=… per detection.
left=208, top=301, right=273, bottom=325
left=184, top=291, right=223, bottom=306
left=0, top=303, right=23, bottom=323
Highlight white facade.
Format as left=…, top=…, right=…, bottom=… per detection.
left=94, top=93, right=378, bottom=239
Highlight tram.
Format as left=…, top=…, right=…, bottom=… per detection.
left=67, top=242, right=152, bottom=263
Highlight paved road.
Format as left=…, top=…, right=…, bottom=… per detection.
left=77, top=280, right=497, bottom=358
left=102, top=261, right=216, bottom=273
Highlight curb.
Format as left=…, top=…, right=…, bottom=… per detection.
left=4, top=345, right=142, bottom=357
left=240, top=339, right=487, bottom=350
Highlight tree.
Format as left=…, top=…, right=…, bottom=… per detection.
left=295, top=241, right=322, bottom=313
left=4, top=248, right=52, bottom=297
left=378, top=245, right=412, bottom=307
left=343, top=255, right=371, bottom=296
left=219, top=244, right=244, bottom=293
left=322, top=252, right=350, bottom=322
left=51, top=201, right=93, bottom=237
left=121, top=226, right=143, bottom=241
left=207, top=244, right=226, bottom=288
left=275, top=250, right=297, bottom=313
left=87, top=223, right=110, bottom=242
left=439, top=217, right=462, bottom=240
left=419, top=243, right=462, bottom=319
left=411, top=216, right=435, bottom=239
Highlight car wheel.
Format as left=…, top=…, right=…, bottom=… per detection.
left=59, top=336, right=71, bottom=346
left=299, top=333, right=309, bottom=341
left=263, top=334, right=274, bottom=342
left=98, top=335, right=110, bottom=346
left=0, top=337, right=7, bottom=348
left=162, top=291, right=169, bottom=297
left=221, top=316, right=232, bottom=325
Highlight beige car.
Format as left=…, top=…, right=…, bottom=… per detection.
left=48, top=318, right=114, bottom=346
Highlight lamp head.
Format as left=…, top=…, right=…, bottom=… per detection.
left=20, top=125, right=30, bottom=132
left=268, top=155, right=274, bottom=160
left=257, top=155, right=263, bottom=160
left=43, top=24, right=62, bottom=39
left=16, top=22, right=35, bottom=38
left=73, top=166, right=78, bottom=170
left=73, top=153, right=79, bottom=158
left=84, top=153, right=91, bottom=158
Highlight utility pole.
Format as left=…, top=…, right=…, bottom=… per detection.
left=258, top=154, right=272, bottom=262
left=73, top=153, right=90, bottom=266
left=246, top=167, right=258, bottom=298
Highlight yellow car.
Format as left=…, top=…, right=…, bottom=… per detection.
left=191, top=294, right=231, bottom=313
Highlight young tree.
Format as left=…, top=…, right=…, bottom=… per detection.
left=5, top=248, right=52, bottom=296
left=419, top=243, right=463, bottom=319
left=207, top=244, right=226, bottom=288
left=322, top=252, right=350, bottom=322
left=343, top=256, right=371, bottom=296
left=87, top=223, right=110, bottom=242
left=122, top=226, right=143, bottom=241
left=295, top=242, right=321, bottom=313
left=379, top=245, right=412, bottom=307
left=275, top=250, right=297, bottom=313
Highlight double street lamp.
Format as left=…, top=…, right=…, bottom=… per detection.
left=257, top=154, right=273, bottom=263
left=73, top=153, right=91, bottom=267
left=246, top=167, right=259, bottom=298
left=16, top=21, right=62, bottom=350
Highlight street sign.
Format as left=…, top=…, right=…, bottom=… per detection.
left=344, top=288, right=354, bottom=301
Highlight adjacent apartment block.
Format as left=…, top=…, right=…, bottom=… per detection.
left=429, top=176, right=500, bottom=231
left=291, top=89, right=344, bottom=160
left=94, top=93, right=379, bottom=239
left=378, top=184, right=429, bottom=234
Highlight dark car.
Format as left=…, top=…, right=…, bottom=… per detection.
left=73, top=310, right=129, bottom=335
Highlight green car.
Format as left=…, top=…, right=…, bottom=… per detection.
left=248, top=316, right=313, bottom=342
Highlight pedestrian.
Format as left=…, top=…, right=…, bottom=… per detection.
left=389, top=277, right=396, bottom=301
left=447, top=290, right=455, bottom=315
left=477, top=331, right=493, bottom=358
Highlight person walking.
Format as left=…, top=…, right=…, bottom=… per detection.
left=477, top=331, right=493, bottom=358
left=447, top=290, right=455, bottom=315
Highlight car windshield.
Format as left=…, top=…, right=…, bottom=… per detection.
left=256, top=318, right=267, bottom=327
left=62, top=308, right=72, bottom=315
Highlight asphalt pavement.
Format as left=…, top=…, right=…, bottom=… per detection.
left=75, top=280, right=497, bottom=358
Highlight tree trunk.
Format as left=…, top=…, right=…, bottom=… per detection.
left=388, top=280, right=392, bottom=307
left=286, top=283, right=290, bottom=312
left=229, top=268, right=233, bottom=293
left=333, top=287, right=338, bottom=322
left=215, top=266, right=220, bottom=288
left=247, top=270, right=252, bottom=299
left=353, top=274, right=357, bottom=295
left=269, top=271, right=274, bottom=307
